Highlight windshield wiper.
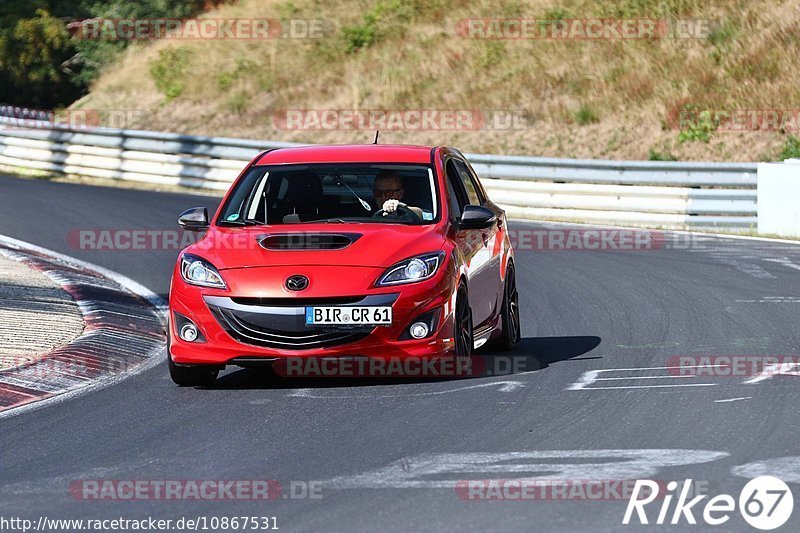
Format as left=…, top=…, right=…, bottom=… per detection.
left=295, top=218, right=357, bottom=224
left=218, top=213, right=269, bottom=226
left=220, top=218, right=268, bottom=227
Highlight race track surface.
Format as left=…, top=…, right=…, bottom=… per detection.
left=2, top=174, right=800, bottom=531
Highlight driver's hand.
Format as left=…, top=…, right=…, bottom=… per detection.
left=382, top=199, right=406, bottom=215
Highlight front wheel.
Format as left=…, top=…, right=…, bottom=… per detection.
left=454, top=285, right=474, bottom=357
left=168, top=353, right=219, bottom=386
left=496, top=263, right=521, bottom=351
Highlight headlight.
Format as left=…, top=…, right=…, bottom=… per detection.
left=377, top=252, right=444, bottom=286
left=180, top=254, right=226, bottom=289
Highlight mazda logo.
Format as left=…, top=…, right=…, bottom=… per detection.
left=285, top=275, right=309, bottom=291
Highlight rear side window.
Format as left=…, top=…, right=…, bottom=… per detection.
left=445, top=174, right=462, bottom=220
left=454, top=159, right=481, bottom=205
left=445, top=160, right=466, bottom=220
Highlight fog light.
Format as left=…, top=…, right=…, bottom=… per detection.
left=409, top=322, right=429, bottom=339
left=180, top=323, right=199, bottom=342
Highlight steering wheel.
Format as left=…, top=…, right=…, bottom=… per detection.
left=373, top=204, right=422, bottom=222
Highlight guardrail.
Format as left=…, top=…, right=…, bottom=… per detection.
left=0, top=116, right=758, bottom=231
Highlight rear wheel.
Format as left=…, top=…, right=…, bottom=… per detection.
left=454, top=285, right=473, bottom=357
left=168, top=354, right=219, bottom=387
left=496, top=263, right=521, bottom=351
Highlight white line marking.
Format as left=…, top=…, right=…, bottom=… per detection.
left=495, top=381, right=525, bottom=392
left=764, top=258, right=800, bottom=273
left=288, top=380, right=525, bottom=398
left=714, top=397, right=752, bottom=403
left=249, top=399, right=272, bottom=405
left=726, top=259, right=776, bottom=279
left=567, top=370, right=600, bottom=390
left=567, top=365, right=727, bottom=391
left=737, top=301, right=800, bottom=303
left=582, top=364, right=731, bottom=372
left=0, top=234, right=166, bottom=420
left=735, top=297, right=800, bottom=303
left=744, top=362, right=800, bottom=384
left=574, top=384, right=716, bottom=390
left=595, top=375, right=697, bottom=381
left=734, top=457, right=800, bottom=483
left=323, top=449, right=729, bottom=489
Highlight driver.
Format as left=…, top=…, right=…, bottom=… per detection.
left=372, top=170, right=423, bottom=218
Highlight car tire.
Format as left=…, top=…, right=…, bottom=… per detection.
left=168, top=353, right=219, bottom=387
left=454, top=284, right=473, bottom=357
left=496, top=263, right=521, bottom=351
left=166, top=324, right=219, bottom=386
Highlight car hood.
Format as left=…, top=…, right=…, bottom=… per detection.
left=185, top=223, right=446, bottom=270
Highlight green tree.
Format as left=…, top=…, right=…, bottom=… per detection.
left=0, top=8, right=85, bottom=107
left=0, top=0, right=213, bottom=108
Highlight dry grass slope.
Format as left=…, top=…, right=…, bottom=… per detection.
left=74, top=0, right=800, bottom=161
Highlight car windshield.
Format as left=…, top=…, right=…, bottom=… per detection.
left=218, top=164, right=438, bottom=226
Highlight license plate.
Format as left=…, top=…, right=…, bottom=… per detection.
left=305, top=306, right=392, bottom=326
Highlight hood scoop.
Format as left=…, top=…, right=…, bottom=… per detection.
left=257, top=233, right=362, bottom=251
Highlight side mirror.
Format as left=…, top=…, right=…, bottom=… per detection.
left=178, top=207, right=209, bottom=231
left=458, top=205, right=496, bottom=230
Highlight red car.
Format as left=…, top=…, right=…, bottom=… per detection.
left=168, top=144, right=520, bottom=386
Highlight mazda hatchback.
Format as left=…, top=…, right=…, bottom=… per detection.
left=168, top=144, right=520, bottom=386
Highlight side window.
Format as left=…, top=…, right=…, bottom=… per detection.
left=445, top=160, right=466, bottom=220
left=454, top=160, right=481, bottom=205
left=457, top=159, right=487, bottom=203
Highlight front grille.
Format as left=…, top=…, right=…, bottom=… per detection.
left=210, top=306, right=371, bottom=349
left=231, top=296, right=364, bottom=307
left=204, top=293, right=398, bottom=350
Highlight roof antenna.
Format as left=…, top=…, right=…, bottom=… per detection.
left=373, top=130, right=380, bottom=144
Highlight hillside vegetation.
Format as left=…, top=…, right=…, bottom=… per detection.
left=73, top=0, right=800, bottom=161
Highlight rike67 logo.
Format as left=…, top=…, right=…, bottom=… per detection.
left=624, top=476, right=793, bottom=530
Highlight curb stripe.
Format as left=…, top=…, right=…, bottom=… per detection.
left=0, top=235, right=167, bottom=419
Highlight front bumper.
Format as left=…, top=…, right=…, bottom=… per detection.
left=169, top=267, right=458, bottom=365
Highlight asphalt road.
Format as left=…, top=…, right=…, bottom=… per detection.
left=2, top=173, right=800, bottom=532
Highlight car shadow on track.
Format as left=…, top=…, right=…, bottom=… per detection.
left=502, top=335, right=603, bottom=372
left=205, top=335, right=601, bottom=390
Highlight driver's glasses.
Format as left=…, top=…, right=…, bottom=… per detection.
left=374, top=188, right=403, bottom=198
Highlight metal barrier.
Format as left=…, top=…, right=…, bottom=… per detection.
left=0, top=117, right=758, bottom=230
